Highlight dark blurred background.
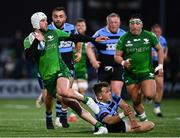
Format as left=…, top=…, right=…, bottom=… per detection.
left=0, top=0, right=179, bottom=98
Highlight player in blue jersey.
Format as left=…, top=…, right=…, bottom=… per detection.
left=93, top=82, right=155, bottom=133
left=87, top=13, right=126, bottom=97
left=151, top=24, right=168, bottom=117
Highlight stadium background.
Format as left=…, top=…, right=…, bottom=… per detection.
left=0, top=0, right=179, bottom=99
left=0, top=0, right=179, bottom=137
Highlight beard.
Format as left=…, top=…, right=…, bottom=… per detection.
left=54, top=22, right=64, bottom=29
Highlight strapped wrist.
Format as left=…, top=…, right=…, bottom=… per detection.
left=121, top=60, right=125, bottom=66
left=118, top=112, right=125, bottom=119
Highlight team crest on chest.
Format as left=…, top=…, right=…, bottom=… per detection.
left=143, top=38, right=150, bottom=44
left=47, top=35, right=54, bottom=41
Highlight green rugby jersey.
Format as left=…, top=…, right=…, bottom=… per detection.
left=116, top=30, right=159, bottom=74
left=24, top=29, right=70, bottom=80
left=73, top=43, right=87, bottom=74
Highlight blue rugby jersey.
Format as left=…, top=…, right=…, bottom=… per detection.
left=95, top=92, right=122, bottom=123
left=152, top=35, right=167, bottom=61
left=48, top=22, right=76, bottom=53
left=91, top=26, right=126, bottom=66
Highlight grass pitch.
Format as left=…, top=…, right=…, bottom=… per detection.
left=0, top=99, right=180, bottom=137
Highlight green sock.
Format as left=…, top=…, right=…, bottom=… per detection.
left=82, top=96, right=89, bottom=104
left=95, top=122, right=103, bottom=128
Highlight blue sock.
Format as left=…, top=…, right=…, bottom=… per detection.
left=56, top=101, right=62, bottom=117
left=46, top=112, right=52, bottom=120
left=154, top=102, right=160, bottom=108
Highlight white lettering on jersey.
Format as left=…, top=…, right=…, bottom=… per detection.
left=106, top=43, right=116, bottom=50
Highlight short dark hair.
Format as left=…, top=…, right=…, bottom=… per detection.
left=151, top=24, right=161, bottom=30
left=93, top=82, right=109, bottom=95
left=75, top=18, right=86, bottom=25
left=52, top=7, right=66, bottom=14
left=129, top=13, right=143, bottom=21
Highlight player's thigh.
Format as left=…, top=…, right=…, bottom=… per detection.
left=111, top=80, right=124, bottom=96
left=56, top=77, right=71, bottom=94
left=141, top=79, right=156, bottom=98
left=126, top=84, right=141, bottom=102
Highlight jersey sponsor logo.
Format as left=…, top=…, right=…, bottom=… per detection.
left=143, top=38, right=150, bottom=44
left=59, top=41, right=74, bottom=48
left=104, top=66, right=114, bottom=72
left=133, top=38, right=141, bottom=42
left=127, top=47, right=150, bottom=53
left=106, top=43, right=116, bottom=50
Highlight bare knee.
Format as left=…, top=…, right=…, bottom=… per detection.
left=145, top=93, right=155, bottom=100
left=57, top=87, right=69, bottom=98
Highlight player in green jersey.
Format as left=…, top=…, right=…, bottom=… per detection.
left=73, top=18, right=88, bottom=95
left=68, top=18, right=89, bottom=122
left=24, top=12, right=108, bottom=134
left=115, top=14, right=164, bottom=121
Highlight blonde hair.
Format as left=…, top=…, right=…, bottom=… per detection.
left=106, top=13, right=120, bottom=23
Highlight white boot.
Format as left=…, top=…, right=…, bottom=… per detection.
left=93, top=126, right=108, bottom=135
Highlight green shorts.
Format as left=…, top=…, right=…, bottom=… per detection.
left=123, top=71, right=155, bottom=85
left=74, top=71, right=88, bottom=80
left=43, top=68, right=71, bottom=97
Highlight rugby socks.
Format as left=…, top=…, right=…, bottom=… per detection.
left=56, top=100, right=68, bottom=121
left=46, top=111, right=54, bottom=129
left=60, top=108, right=69, bottom=128
left=82, top=96, right=100, bottom=114
left=154, top=102, right=163, bottom=117
left=46, top=111, right=52, bottom=119
left=55, top=101, right=69, bottom=127
left=154, top=102, right=160, bottom=108
left=95, top=122, right=103, bottom=128
left=56, top=101, right=62, bottom=117
left=138, top=112, right=148, bottom=121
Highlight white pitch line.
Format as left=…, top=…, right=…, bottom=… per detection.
left=175, top=117, right=180, bottom=120
left=1, top=104, right=32, bottom=109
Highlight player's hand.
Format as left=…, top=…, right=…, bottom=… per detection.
left=95, top=36, right=109, bottom=42
left=34, top=30, right=44, bottom=41
left=123, top=105, right=132, bottom=116
left=92, top=60, right=101, bottom=69
left=74, top=52, right=82, bottom=62
left=122, top=59, right=131, bottom=68
left=155, top=64, right=164, bottom=77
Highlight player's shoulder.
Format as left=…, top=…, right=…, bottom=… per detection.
left=119, top=28, right=126, bottom=34
left=143, top=30, right=154, bottom=36
left=48, top=24, right=55, bottom=30
left=94, top=27, right=107, bottom=36
left=159, top=35, right=167, bottom=41
left=119, top=31, right=129, bottom=39
left=64, top=23, right=75, bottom=30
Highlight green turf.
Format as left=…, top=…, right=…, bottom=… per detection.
left=0, top=99, right=180, bottom=137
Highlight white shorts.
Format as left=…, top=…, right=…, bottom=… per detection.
left=72, top=80, right=88, bottom=91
